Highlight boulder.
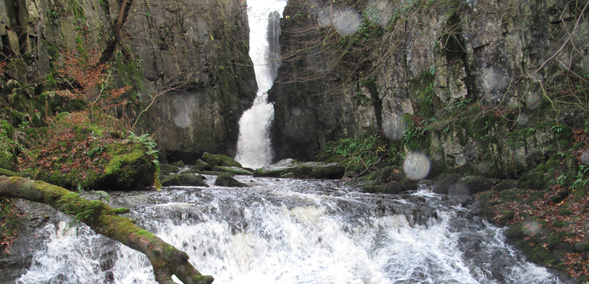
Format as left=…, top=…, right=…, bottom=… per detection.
left=159, top=163, right=180, bottom=176
left=360, top=166, right=419, bottom=194
left=202, top=152, right=242, bottom=168
left=161, top=173, right=208, bottom=187
left=171, top=160, right=185, bottom=168
left=253, top=159, right=344, bottom=179
left=214, top=174, right=248, bottom=187
left=434, top=174, right=512, bottom=195
left=191, top=159, right=213, bottom=172
left=212, top=166, right=253, bottom=176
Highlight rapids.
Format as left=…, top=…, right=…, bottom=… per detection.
left=15, top=176, right=563, bottom=284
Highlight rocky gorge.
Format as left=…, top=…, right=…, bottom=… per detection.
left=0, top=0, right=588, bottom=283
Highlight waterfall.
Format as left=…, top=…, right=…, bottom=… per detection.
left=235, top=0, right=287, bottom=169
left=14, top=177, right=564, bottom=284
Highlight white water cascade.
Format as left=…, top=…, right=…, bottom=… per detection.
left=235, top=0, right=287, bottom=169
left=14, top=178, right=563, bottom=284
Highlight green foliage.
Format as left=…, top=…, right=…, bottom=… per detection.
left=0, top=198, right=18, bottom=251
left=571, top=164, right=588, bottom=200
left=402, top=115, right=433, bottom=152
left=0, top=120, right=17, bottom=170
left=316, top=134, right=393, bottom=175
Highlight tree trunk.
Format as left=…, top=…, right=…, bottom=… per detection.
left=0, top=175, right=214, bottom=284
left=99, top=0, right=134, bottom=64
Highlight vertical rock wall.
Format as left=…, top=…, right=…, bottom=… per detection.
left=270, top=0, right=588, bottom=178
left=0, top=0, right=256, bottom=161
left=130, top=0, right=256, bottom=161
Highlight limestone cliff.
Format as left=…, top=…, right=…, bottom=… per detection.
left=0, top=0, right=255, bottom=161
left=270, top=0, right=588, bottom=178
left=130, top=0, right=256, bottom=161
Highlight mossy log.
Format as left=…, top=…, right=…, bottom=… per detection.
left=0, top=175, right=214, bottom=284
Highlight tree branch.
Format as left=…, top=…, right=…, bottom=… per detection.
left=0, top=175, right=214, bottom=284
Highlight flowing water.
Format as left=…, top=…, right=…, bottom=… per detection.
left=235, top=0, right=287, bottom=168
left=15, top=176, right=563, bottom=284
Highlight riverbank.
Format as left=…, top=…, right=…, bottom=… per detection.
left=313, top=127, right=588, bottom=283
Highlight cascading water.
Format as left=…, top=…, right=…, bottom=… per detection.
left=14, top=177, right=564, bottom=284
left=235, top=0, right=287, bottom=169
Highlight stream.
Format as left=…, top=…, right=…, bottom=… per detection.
left=14, top=175, right=563, bottom=284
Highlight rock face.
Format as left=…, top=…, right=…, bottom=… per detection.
left=269, top=0, right=588, bottom=178
left=1, top=0, right=586, bottom=175
left=131, top=0, right=257, bottom=160
left=0, top=0, right=256, bottom=161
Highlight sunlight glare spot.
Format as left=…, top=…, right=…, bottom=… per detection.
left=455, top=154, right=466, bottom=166
left=333, top=8, right=362, bottom=36
left=581, top=151, right=589, bottom=164
left=383, top=116, right=406, bottom=141
left=403, top=152, right=430, bottom=181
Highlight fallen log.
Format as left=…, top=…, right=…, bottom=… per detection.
left=0, top=175, right=214, bottom=284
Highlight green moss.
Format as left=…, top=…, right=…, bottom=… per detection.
left=159, top=163, right=180, bottom=175
left=189, top=160, right=212, bottom=172
left=202, top=152, right=242, bottom=168
left=112, top=207, right=130, bottom=214
left=0, top=120, right=16, bottom=171
left=498, top=210, right=515, bottom=224
left=212, top=166, right=253, bottom=175
left=519, top=164, right=549, bottom=190
left=105, top=147, right=145, bottom=175
left=161, top=173, right=208, bottom=187
left=552, top=221, right=566, bottom=228
left=101, top=143, right=156, bottom=190
left=499, top=188, right=530, bottom=202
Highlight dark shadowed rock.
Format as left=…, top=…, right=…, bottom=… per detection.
left=159, top=163, right=180, bottom=176
left=213, top=166, right=253, bottom=176
left=214, top=174, right=248, bottom=187
left=361, top=166, right=419, bottom=194
left=161, top=173, right=208, bottom=187
left=253, top=159, right=344, bottom=179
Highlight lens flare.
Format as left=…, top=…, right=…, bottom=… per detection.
left=516, top=114, right=529, bottom=125
left=403, top=152, right=431, bottom=181
left=455, top=154, right=466, bottom=166
left=581, top=151, right=589, bottom=164
left=332, top=8, right=362, bottom=36
left=383, top=116, right=406, bottom=141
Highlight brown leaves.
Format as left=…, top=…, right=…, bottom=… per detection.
left=20, top=112, right=116, bottom=181
left=54, top=47, right=132, bottom=117
left=564, top=253, right=589, bottom=277
left=484, top=178, right=588, bottom=278
left=0, top=61, right=7, bottom=75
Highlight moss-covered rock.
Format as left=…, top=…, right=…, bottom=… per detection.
left=22, top=112, right=159, bottom=191
left=434, top=174, right=515, bottom=196
left=202, top=152, right=242, bottom=168
left=191, top=160, right=213, bottom=172
left=171, top=160, right=185, bottom=168
left=212, top=166, right=253, bottom=176
left=101, top=143, right=157, bottom=191
left=253, top=159, right=344, bottom=179
left=214, top=174, right=248, bottom=187
left=360, top=166, right=419, bottom=194
left=159, top=163, right=180, bottom=176
left=161, top=173, right=208, bottom=187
